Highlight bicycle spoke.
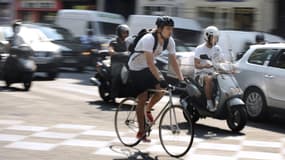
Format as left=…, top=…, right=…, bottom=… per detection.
left=159, top=105, right=194, bottom=157
left=114, top=98, right=140, bottom=147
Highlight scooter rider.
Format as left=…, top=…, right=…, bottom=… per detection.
left=128, top=16, right=184, bottom=142
left=108, top=24, right=130, bottom=55
left=10, top=20, right=25, bottom=47
left=194, top=26, right=225, bottom=112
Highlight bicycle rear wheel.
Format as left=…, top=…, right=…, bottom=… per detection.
left=159, top=105, right=194, bottom=157
left=114, top=97, right=140, bottom=147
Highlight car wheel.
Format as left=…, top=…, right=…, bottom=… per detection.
left=47, top=72, right=58, bottom=80
left=23, top=81, right=31, bottom=91
left=77, top=66, right=84, bottom=72
left=5, top=81, right=11, bottom=88
left=244, top=88, right=267, bottom=121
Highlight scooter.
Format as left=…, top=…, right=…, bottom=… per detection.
left=180, top=55, right=247, bottom=133
left=2, top=45, right=37, bottom=91
left=89, top=50, right=113, bottom=102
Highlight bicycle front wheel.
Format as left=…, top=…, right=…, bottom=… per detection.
left=159, top=105, right=194, bottom=157
left=114, top=97, right=140, bottom=147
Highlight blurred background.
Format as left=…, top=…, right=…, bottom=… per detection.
left=0, top=0, right=284, bottom=38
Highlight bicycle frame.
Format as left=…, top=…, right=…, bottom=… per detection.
left=114, top=84, right=194, bottom=157
left=145, top=87, right=181, bottom=132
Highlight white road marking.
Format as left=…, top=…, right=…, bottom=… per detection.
left=6, top=125, right=48, bottom=132
left=5, top=141, right=57, bottom=151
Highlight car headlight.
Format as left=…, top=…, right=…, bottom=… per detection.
left=81, top=51, right=91, bottom=56
left=100, top=43, right=109, bottom=50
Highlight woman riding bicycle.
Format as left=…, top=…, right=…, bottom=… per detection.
left=128, top=16, right=184, bottom=142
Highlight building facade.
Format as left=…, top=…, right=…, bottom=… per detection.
left=0, top=0, right=15, bottom=25
left=15, top=0, right=62, bottom=23
left=137, top=0, right=277, bottom=33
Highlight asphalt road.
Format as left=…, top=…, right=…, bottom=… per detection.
left=0, top=71, right=284, bottom=160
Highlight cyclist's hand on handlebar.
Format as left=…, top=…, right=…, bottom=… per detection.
left=159, top=79, right=168, bottom=88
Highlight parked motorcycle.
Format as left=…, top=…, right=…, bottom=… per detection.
left=180, top=55, right=247, bottom=132
left=2, top=45, right=37, bottom=91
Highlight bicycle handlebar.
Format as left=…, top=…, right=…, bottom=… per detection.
left=148, top=84, right=187, bottom=94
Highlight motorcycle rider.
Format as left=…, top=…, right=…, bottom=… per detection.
left=128, top=16, right=184, bottom=142
left=108, top=24, right=130, bottom=99
left=255, top=33, right=265, bottom=44
left=10, top=19, right=25, bottom=47
left=194, top=26, right=225, bottom=112
left=108, top=24, right=130, bottom=55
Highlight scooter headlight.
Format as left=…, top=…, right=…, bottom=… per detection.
left=229, top=87, right=243, bottom=95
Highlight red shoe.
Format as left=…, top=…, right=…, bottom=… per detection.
left=136, top=132, right=151, bottom=143
left=146, top=111, right=154, bottom=124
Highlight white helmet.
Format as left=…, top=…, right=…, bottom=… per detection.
left=204, top=26, right=219, bottom=42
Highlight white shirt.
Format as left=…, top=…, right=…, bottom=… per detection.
left=194, top=43, right=224, bottom=74
left=128, top=33, right=176, bottom=71
left=11, top=34, right=25, bottom=47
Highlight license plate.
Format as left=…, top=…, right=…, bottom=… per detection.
left=64, top=58, right=77, bottom=63
left=35, top=58, right=49, bottom=64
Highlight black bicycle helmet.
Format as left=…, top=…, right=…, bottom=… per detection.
left=255, top=33, right=265, bottom=43
left=12, top=19, right=22, bottom=28
left=155, top=16, right=174, bottom=28
left=116, top=24, right=130, bottom=38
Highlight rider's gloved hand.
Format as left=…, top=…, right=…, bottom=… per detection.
left=159, top=79, right=168, bottom=88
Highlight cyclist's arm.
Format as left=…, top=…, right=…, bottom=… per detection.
left=169, top=54, right=184, bottom=81
left=145, top=51, right=163, bottom=81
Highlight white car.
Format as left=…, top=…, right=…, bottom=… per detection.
left=234, top=43, right=285, bottom=121
left=157, top=39, right=195, bottom=81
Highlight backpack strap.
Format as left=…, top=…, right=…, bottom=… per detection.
left=152, top=32, right=169, bottom=51
left=131, top=32, right=169, bottom=61
left=152, top=32, right=158, bottom=53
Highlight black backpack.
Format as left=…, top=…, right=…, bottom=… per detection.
left=128, top=29, right=169, bottom=58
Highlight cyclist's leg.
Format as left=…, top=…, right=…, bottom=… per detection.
left=146, top=84, right=164, bottom=111
left=145, top=84, right=164, bottom=123
left=136, top=91, right=148, bottom=133
left=136, top=91, right=151, bottom=142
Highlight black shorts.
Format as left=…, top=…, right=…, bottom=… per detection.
left=130, top=68, right=159, bottom=97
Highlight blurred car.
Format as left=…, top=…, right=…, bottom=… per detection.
left=23, top=23, right=91, bottom=72
left=234, top=43, right=285, bottom=121
left=216, top=30, right=285, bottom=61
left=156, top=39, right=195, bottom=83
left=0, top=25, right=61, bottom=79
left=0, top=42, right=9, bottom=79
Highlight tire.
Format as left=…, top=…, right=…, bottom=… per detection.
left=47, top=72, right=58, bottom=80
left=77, top=66, right=84, bottom=72
left=159, top=105, right=194, bottom=157
left=5, top=81, right=11, bottom=88
left=114, top=97, right=140, bottom=147
left=244, top=88, right=267, bottom=121
left=226, top=106, right=247, bottom=133
left=98, top=83, right=113, bottom=102
left=23, top=81, right=31, bottom=91
left=185, top=105, right=200, bottom=123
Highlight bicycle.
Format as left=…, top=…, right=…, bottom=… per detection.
left=114, top=84, right=194, bottom=157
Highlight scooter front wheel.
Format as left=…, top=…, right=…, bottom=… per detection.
left=98, top=84, right=114, bottom=102
left=226, top=106, right=247, bottom=133
left=23, top=81, right=32, bottom=91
